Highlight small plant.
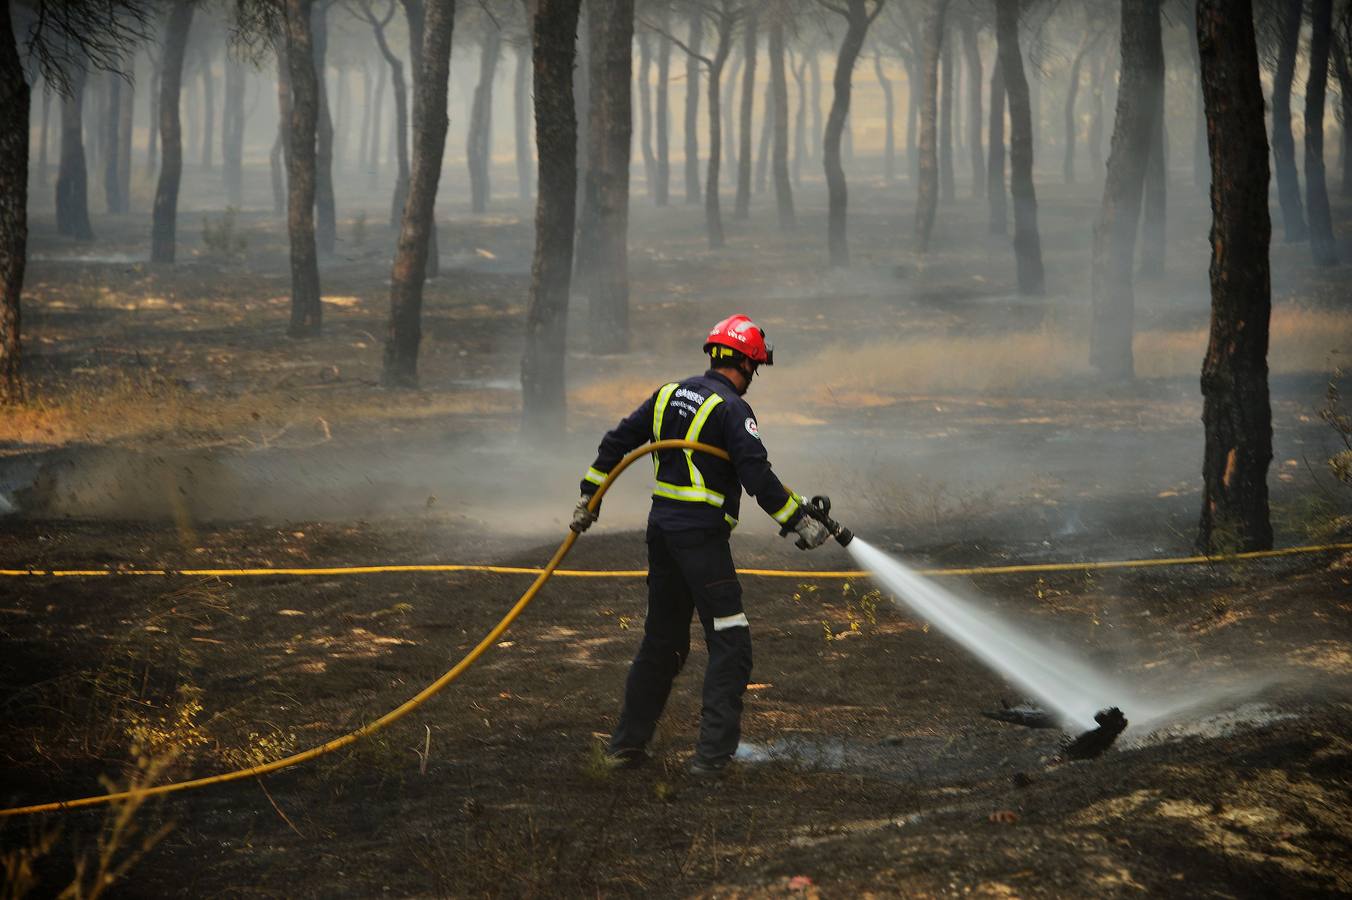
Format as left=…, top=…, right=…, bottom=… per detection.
left=201, top=207, right=247, bottom=258
left=1321, top=371, right=1352, bottom=487
left=582, top=741, right=613, bottom=781
left=352, top=210, right=368, bottom=247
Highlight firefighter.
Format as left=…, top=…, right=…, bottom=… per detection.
left=570, top=314, right=830, bottom=776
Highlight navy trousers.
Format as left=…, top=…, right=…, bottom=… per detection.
left=609, top=525, right=752, bottom=763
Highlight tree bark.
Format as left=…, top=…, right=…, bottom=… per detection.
left=683, top=7, right=702, bottom=205
left=1335, top=33, right=1352, bottom=198
left=150, top=0, right=194, bottom=263
left=1303, top=0, right=1338, bottom=266
left=37, top=80, right=50, bottom=187
left=769, top=11, right=793, bottom=229
left=823, top=0, right=879, bottom=268
left=755, top=79, right=771, bottom=192
left=522, top=0, right=581, bottom=437
left=401, top=0, right=437, bottom=276
left=223, top=53, right=245, bottom=208
left=961, top=16, right=983, bottom=199
left=272, top=48, right=290, bottom=216
left=1270, top=0, right=1306, bottom=242
left=145, top=50, right=161, bottom=177
left=1139, top=95, right=1167, bottom=277
left=721, top=50, right=740, bottom=187
left=313, top=2, right=337, bottom=256
left=56, top=67, right=94, bottom=241
left=791, top=50, right=807, bottom=187
left=579, top=0, right=633, bottom=349
left=996, top=0, right=1043, bottom=296
left=0, top=3, right=28, bottom=403
left=939, top=24, right=954, bottom=202
left=809, top=51, right=821, bottom=163
left=654, top=8, right=671, bottom=207
left=514, top=42, right=533, bottom=202
left=1089, top=0, right=1161, bottom=380
left=1195, top=0, right=1272, bottom=553
left=874, top=53, right=894, bottom=183
left=368, top=53, right=386, bottom=190
left=104, top=65, right=124, bottom=214
left=986, top=56, right=1005, bottom=235
left=914, top=0, right=944, bottom=253
left=200, top=52, right=215, bottom=169
left=638, top=30, right=656, bottom=202
left=734, top=10, right=757, bottom=219
left=334, top=64, right=349, bottom=169
left=383, top=0, right=456, bottom=385
left=284, top=0, right=323, bottom=338
left=1087, top=46, right=1108, bottom=177
left=1062, top=30, right=1094, bottom=184
left=467, top=26, right=501, bottom=214
left=358, top=62, right=373, bottom=173
left=366, top=3, right=411, bottom=225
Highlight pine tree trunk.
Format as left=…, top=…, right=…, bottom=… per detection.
left=1304, top=0, right=1338, bottom=266
left=272, top=48, right=289, bottom=217
left=755, top=80, right=772, bottom=192
left=104, top=68, right=123, bottom=214
left=358, top=62, right=373, bottom=172
left=1090, top=0, right=1161, bottom=380
left=56, top=67, right=94, bottom=241
left=1062, top=32, right=1092, bottom=185
left=996, top=0, right=1044, bottom=296
left=721, top=51, right=740, bottom=187
left=284, top=0, right=323, bottom=338
left=368, top=9, right=410, bottom=226
left=792, top=51, right=807, bottom=187
left=223, top=54, right=245, bottom=208
left=145, top=53, right=161, bottom=177
left=151, top=1, right=194, bottom=262
left=334, top=65, right=349, bottom=169
left=939, top=26, right=954, bottom=203
left=961, top=17, right=984, bottom=199
left=522, top=0, right=582, bottom=437
left=383, top=0, right=455, bottom=385
left=734, top=11, right=757, bottom=219
left=906, top=58, right=919, bottom=181
left=580, top=0, right=633, bottom=351
left=809, top=52, right=821, bottom=163
left=1195, top=0, right=1272, bottom=553
left=823, top=0, right=877, bottom=268
left=116, top=61, right=132, bottom=211
left=369, top=56, right=386, bottom=190
left=1139, top=101, right=1167, bottom=277
left=683, top=7, right=702, bottom=205
left=874, top=54, right=894, bottom=184
left=514, top=42, right=533, bottom=202
left=1270, top=0, right=1307, bottom=242
left=201, top=55, right=215, bottom=170
left=0, top=3, right=28, bottom=404
left=313, top=2, right=337, bottom=257
left=704, top=16, right=732, bottom=250
left=467, top=26, right=501, bottom=214
left=914, top=0, right=944, bottom=253
left=769, top=13, right=793, bottom=229
left=654, top=8, right=671, bottom=207
left=987, top=59, right=1006, bottom=235
left=1335, top=34, right=1352, bottom=198
left=637, top=31, right=655, bottom=202
left=1087, top=48, right=1107, bottom=177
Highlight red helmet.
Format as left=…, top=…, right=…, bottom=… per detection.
left=704, top=314, right=774, bottom=366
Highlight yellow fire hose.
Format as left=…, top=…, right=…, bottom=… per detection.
left=2, top=438, right=1349, bottom=818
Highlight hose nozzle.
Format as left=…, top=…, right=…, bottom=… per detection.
left=805, top=495, right=854, bottom=547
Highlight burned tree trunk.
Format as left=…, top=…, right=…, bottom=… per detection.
left=467, top=25, right=501, bottom=214
left=284, top=0, right=323, bottom=337
left=272, top=48, right=290, bottom=217
left=702, top=15, right=733, bottom=249
left=1139, top=95, right=1167, bottom=278
left=987, top=59, right=1005, bottom=234
left=996, top=0, right=1044, bottom=296
left=150, top=0, right=194, bottom=263
left=579, top=0, right=633, bottom=350
left=961, top=16, right=983, bottom=199
left=655, top=9, right=672, bottom=207
left=145, top=49, right=161, bottom=177
left=522, top=0, right=582, bottom=436
left=874, top=53, right=894, bottom=183
left=1335, top=34, right=1352, bottom=198
left=56, top=67, right=94, bottom=241
left=823, top=0, right=881, bottom=268
left=939, top=26, right=954, bottom=203
left=514, top=42, right=532, bottom=202
left=1089, top=0, right=1161, bottom=380
left=683, top=7, right=702, bottom=205
left=914, top=0, right=944, bottom=253
left=313, top=2, right=337, bottom=257
left=638, top=30, right=655, bottom=203
left=769, top=11, right=793, bottom=229
left=1304, top=0, right=1338, bottom=266
left=383, top=0, right=456, bottom=386
left=1270, top=0, right=1306, bottom=242
left=223, top=54, right=245, bottom=208
left=0, top=3, right=28, bottom=403
left=1195, top=0, right=1272, bottom=553
left=401, top=0, right=438, bottom=277
left=721, top=51, right=740, bottom=185
left=734, top=10, right=757, bottom=219
left=363, top=1, right=411, bottom=226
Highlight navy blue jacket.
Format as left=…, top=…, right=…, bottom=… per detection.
left=580, top=370, right=805, bottom=532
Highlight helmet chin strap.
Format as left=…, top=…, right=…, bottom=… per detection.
left=735, top=359, right=757, bottom=395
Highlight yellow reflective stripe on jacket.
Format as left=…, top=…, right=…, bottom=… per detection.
left=649, top=385, right=728, bottom=512
left=653, top=481, right=727, bottom=505
left=771, top=493, right=803, bottom=525
left=723, top=513, right=739, bottom=529
left=651, top=383, right=680, bottom=477
left=682, top=393, right=724, bottom=500
left=583, top=467, right=608, bottom=486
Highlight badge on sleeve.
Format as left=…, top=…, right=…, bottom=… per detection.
left=744, top=417, right=761, bottom=440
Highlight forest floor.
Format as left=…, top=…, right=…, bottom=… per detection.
left=3, top=165, right=1352, bottom=897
